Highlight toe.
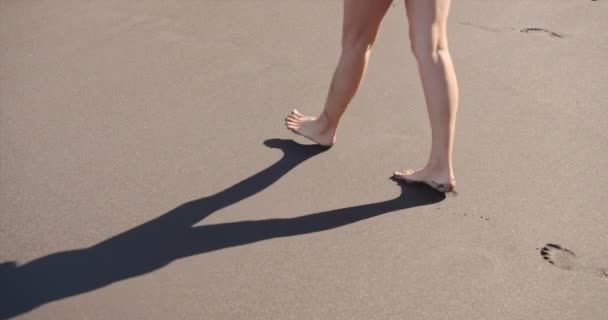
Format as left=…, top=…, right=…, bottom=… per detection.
left=393, top=169, right=414, bottom=176
left=286, top=114, right=301, bottom=122
left=392, top=171, right=411, bottom=181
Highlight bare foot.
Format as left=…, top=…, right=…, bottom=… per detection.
left=392, top=167, right=456, bottom=193
left=285, top=109, right=336, bottom=146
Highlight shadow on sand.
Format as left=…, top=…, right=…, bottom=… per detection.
left=0, top=139, right=445, bottom=319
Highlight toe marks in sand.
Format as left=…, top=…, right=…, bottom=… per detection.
left=540, top=243, right=576, bottom=269
left=539, top=243, right=608, bottom=279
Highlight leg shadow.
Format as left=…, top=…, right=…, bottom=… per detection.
left=0, top=139, right=443, bottom=319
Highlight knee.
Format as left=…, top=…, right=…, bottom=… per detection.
left=341, top=28, right=377, bottom=53
left=409, top=28, right=449, bottom=63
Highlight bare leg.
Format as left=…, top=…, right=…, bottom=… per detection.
left=285, top=0, right=393, bottom=146
left=393, top=0, right=459, bottom=192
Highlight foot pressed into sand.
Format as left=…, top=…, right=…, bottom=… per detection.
left=285, top=109, right=336, bottom=146
left=393, top=166, right=456, bottom=193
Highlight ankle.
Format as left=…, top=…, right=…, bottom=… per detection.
left=425, top=159, right=452, bottom=174
left=317, top=111, right=337, bottom=132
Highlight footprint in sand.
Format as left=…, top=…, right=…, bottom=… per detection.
left=459, top=22, right=565, bottom=39
left=459, top=21, right=510, bottom=33
left=520, top=28, right=564, bottom=38
left=539, top=243, right=608, bottom=279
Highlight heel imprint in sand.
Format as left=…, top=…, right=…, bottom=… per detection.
left=539, top=243, right=608, bottom=279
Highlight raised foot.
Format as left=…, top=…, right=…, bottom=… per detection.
left=285, top=109, right=336, bottom=147
left=392, top=168, right=456, bottom=194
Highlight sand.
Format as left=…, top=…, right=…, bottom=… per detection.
left=1, top=0, right=607, bottom=319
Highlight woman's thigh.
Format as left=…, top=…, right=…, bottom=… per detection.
left=342, top=0, right=393, bottom=47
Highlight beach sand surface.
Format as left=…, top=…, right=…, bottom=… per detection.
left=1, top=1, right=607, bottom=319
